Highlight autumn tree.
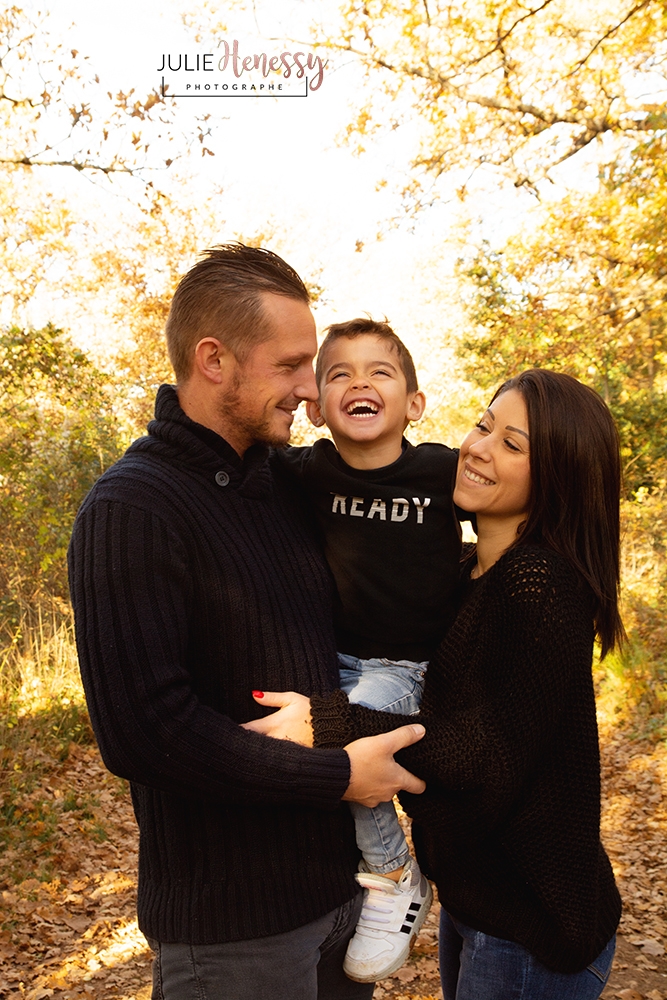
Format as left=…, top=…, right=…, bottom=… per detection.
left=313, top=0, right=667, bottom=198
left=0, top=5, right=215, bottom=177
left=457, top=130, right=667, bottom=489
left=0, top=5, right=217, bottom=325
left=0, top=325, right=125, bottom=617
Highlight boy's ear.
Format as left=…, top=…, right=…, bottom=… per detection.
left=406, top=390, right=426, bottom=423
left=306, top=400, right=326, bottom=428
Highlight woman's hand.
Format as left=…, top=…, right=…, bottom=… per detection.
left=241, top=691, right=313, bottom=747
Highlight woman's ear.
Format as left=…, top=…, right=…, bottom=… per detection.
left=307, top=400, right=326, bottom=428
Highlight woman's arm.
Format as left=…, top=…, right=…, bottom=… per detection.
left=317, top=548, right=596, bottom=801
left=243, top=549, right=595, bottom=821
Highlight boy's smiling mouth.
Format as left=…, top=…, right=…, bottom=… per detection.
left=345, top=399, right=380, bottom=417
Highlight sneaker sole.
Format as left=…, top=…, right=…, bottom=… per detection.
left=344, top=879, right=434, bottom=983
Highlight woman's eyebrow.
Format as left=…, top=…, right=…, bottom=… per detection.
left=506, top=424, right=529, bottom=441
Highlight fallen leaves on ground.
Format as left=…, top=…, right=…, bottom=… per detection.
left=0, top=743, right=151, bottom=1000
left=0, top=728, right=666, bottom=999
left=372, top=721, right=667, bottom=1000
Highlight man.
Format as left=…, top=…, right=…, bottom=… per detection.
left=68, top=244, right=425, bottom=1000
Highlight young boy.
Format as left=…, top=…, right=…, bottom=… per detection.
left=279, top=318, right=462, bottom=983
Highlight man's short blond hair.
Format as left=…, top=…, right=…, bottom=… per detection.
left=166, top=243, right=310, bottom=382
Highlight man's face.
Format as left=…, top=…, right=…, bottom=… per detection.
left=218, top=292, right=318, bottom=454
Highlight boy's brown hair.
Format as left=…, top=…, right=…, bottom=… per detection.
left=315, top=318, right=419, bottom=394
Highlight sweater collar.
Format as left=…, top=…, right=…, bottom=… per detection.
left=323, top=436, right=413, bottom=479
left=133, top=384, right=272, bottom=498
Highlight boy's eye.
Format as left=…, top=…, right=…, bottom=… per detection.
left=371, top=368, right=391, bottom=377
left=330, top=371, right=349, bottom=381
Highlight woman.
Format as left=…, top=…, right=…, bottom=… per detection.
left=247, top=369, right=623, bottom=999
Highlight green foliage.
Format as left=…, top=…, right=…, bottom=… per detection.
left=457, top=140, right=667, bottom=491
left=597, top=631, right=667, bottom=740
left=0, top=324, right=126, bottom=609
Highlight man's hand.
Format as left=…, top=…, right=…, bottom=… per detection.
left=241, top=691, right=313, bottom=747
left=343, top=726, right=426, bottom=807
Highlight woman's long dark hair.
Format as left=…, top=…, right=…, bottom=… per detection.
left=492, top=369, right=625, bottom=658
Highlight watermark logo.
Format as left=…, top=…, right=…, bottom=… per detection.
left=157, top=40, right=326, bottom=98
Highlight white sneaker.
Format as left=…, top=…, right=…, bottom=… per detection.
left=343, top=856, right=433, bottom=983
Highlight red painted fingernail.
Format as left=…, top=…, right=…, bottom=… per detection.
left=253, top=690, right=264, bottom=698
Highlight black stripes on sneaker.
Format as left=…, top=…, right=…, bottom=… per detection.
left=401, top=901, right=424, bottom=933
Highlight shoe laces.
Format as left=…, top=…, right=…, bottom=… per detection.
left=357, top=885, right=399, bottom=935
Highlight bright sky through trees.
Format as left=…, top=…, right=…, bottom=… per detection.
left=7, top=0, right=666, bottom=438
left=12, top=0, right=529, bottom=366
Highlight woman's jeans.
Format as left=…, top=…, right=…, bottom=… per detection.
left=439, top=911, right=616, bottom=1000
left=338, top=652, right=427, bottom=874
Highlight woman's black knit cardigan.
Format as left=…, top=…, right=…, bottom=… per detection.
left=312, top=544, right=621, bottom=973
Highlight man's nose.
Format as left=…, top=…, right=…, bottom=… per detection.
left=295, top=366, right=319, bottom=402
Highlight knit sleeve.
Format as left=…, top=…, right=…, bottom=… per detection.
left=68, top=500, right=350, bottom=810
left=313, top=547, right=594, bottom=821
left=273, top=444, right=311, bottom=479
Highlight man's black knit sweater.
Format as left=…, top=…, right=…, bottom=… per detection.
left=68, top=385, right=361, bottom=945
left=311, top=545, right=622, bottom=973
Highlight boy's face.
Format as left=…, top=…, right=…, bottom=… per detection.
left=309, top=335, right=424, bottom=454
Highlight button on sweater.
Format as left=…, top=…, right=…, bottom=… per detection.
left=68, top=385, right=360, bottom=944
left=311, top=545, right=622, bottom=973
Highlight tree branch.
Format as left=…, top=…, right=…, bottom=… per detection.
left=0, top=155, right=136, bottom=175
left=422, top=0, right=431, bottom=28
left=459, top=0, right=557, bottom=73
left=564, top=0, right=654, bottom=77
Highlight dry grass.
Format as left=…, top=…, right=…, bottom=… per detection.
left=0, top=607, right=94, bottom=887
left=2, top=607, right=81, bottom=701
left=596, top=491, right=667, bottom=738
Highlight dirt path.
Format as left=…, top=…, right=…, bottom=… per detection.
left=1, top=727, right=666, bottom=1000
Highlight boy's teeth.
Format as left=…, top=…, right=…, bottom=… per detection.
left=346, top=401, right=379, bottom=415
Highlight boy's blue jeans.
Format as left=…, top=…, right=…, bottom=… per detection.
left=338, top=652, right=427, bottom=874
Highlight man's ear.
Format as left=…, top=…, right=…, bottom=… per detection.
left=306, top=400, right=326, bottom=428
left=406, top=390, right=426, bottom=423
left=193, top=337, right=234, bottom=385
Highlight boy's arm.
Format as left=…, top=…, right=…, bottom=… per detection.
left=273, top=443, right=313, bottom=479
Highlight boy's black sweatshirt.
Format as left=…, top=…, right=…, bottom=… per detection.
left=279, top=439, right=461, bottom=661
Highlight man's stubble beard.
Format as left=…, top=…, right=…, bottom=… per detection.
left=217, top=367, right=291, bottom=449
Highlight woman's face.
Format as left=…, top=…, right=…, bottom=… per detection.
left=454, top=388, right=531, bottom=522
